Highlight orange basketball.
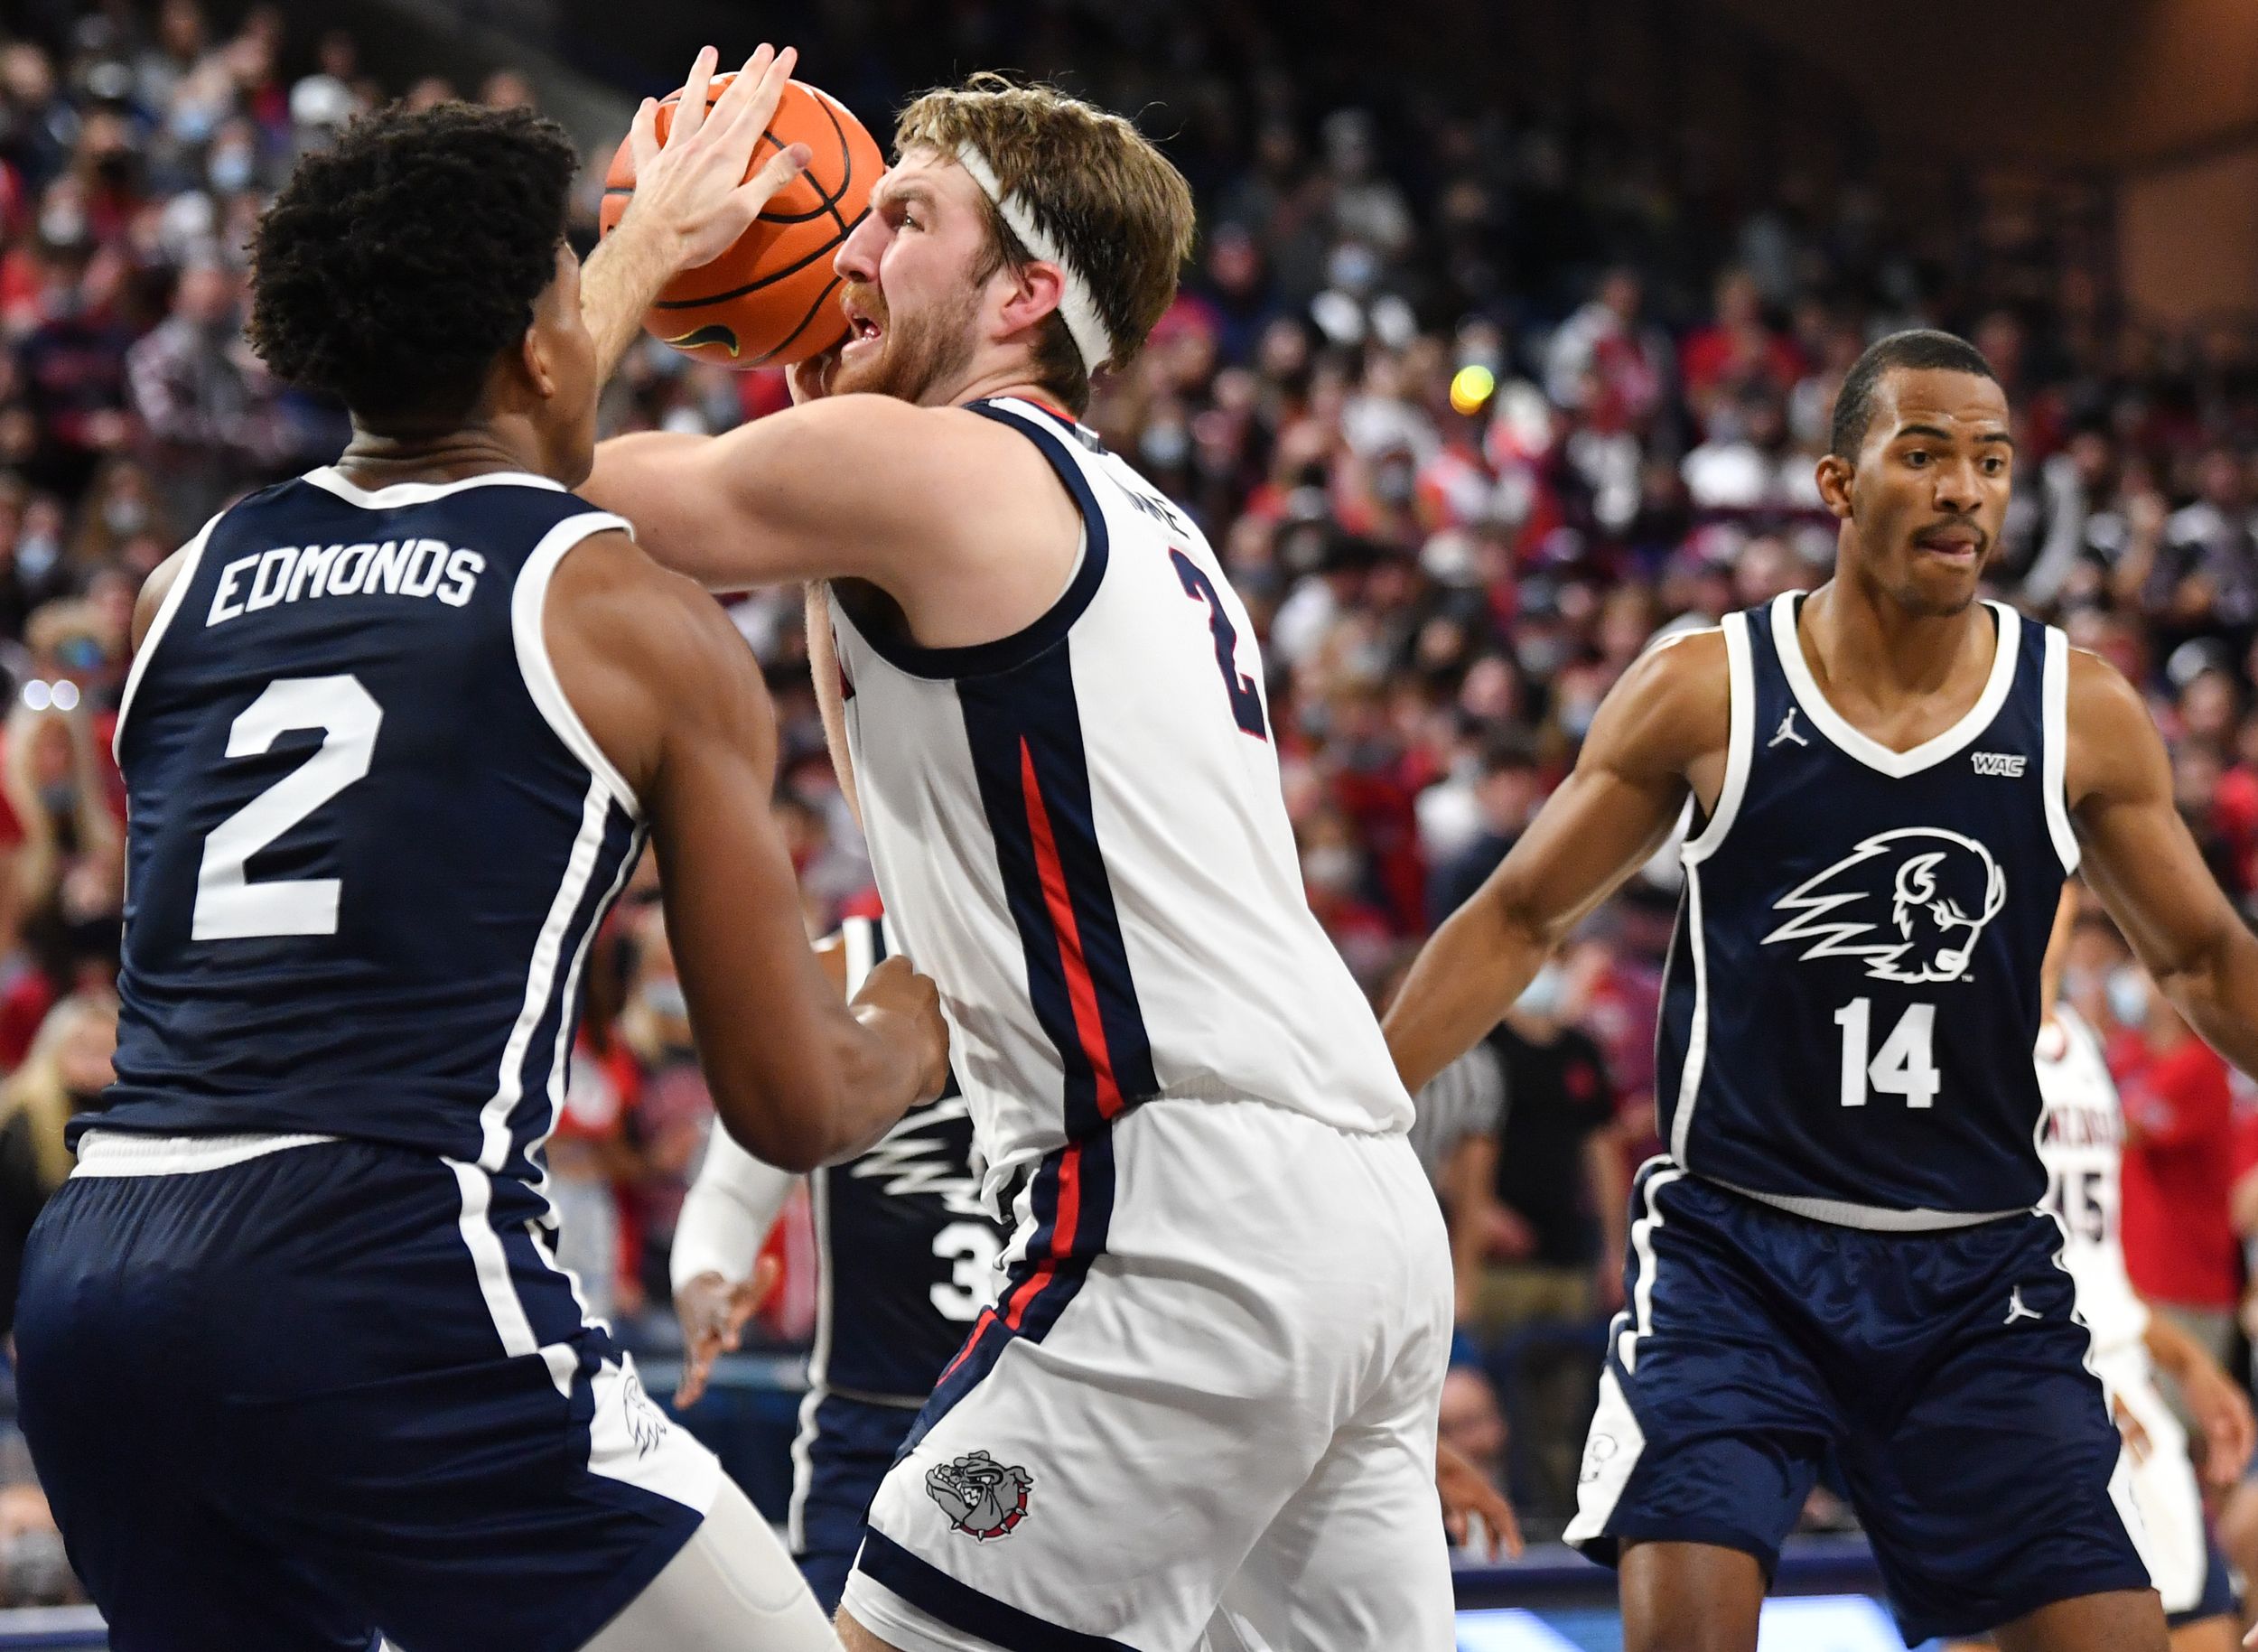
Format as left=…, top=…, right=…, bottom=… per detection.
left=599, top=76, right=882, bottom=369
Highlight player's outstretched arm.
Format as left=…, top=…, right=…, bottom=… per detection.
left=545, top=531, right=949, bottom=1171
left=1384, top=632, right=1724, bottom=1092
left=2068, top=649, right=2258, bottom=1082
left=583, top=397, right=1071, bottom=602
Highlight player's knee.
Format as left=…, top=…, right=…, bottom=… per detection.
left=1622, top=1625, right=1758, bottom=1652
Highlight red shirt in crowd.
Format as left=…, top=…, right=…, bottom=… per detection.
left=2111, top=1028, right=2241, bottom=1311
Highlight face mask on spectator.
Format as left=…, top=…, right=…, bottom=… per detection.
left=1515, top=962, right=1566, bottom=1019
left=1559, top=694, right=1600, bottom=740
left=103, top=496, right=145, bottom=536
left=2105, top=966, right=2149, bottom=1028
left=1141, top=422, right=1190, bottom=470
left=640, top=976, right=687, bottom=1021
left=209, top=144, right=254, bottom=194
left=1516, top=633, right=1566, bottom=678
left=0, top=1524, right=71, bottom=1605
left=1300, top=843, right=1358, bottom=894
left=17, top=533, right=58, bottom=581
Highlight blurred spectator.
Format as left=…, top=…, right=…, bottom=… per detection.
left=0, top=990, right=113, bottom=1334
left=2110, top=968, right=2242, bottom=1365
left=127, top=257, right=282, bottom=526
left=1438, top=1365, right=1509, bottom=1552
left=1425, top=731, right=1538, bottom=926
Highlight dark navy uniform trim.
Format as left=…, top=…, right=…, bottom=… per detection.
left=833, top=400, right=1109, bottom=681
left=857, top=1529, right=1136, bottom=1652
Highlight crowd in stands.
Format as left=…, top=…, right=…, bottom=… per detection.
left=0, top=0, right=2252, bottom=1582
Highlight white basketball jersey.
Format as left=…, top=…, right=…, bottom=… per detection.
left=827, top=397, right=1411, bottom=1198
left=2034, top=1004, right=2147, bottom=1357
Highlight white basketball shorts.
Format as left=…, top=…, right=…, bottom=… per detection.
left=837, top=1097, right=1456, bottom=1652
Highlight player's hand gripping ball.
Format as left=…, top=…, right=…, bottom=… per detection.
left=601, top=73, right=882, bottom=369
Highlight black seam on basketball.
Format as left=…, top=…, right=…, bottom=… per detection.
left=652, top=86, right=859, bottom=225
left=747, top=275, right=845, bottom=368
left=816, top=92, right=853, bottom=238
left=757, top=103, right=856, bottom=223
left=653, top=207, right=868, bottom=308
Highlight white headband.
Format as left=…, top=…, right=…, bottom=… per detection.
left=955, top=143, right=1113, bottom=374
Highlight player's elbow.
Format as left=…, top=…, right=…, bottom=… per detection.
left=704, top=1083, right=837, bottom=1176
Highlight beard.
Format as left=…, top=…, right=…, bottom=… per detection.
left=830, top=278, right=983, bottom=406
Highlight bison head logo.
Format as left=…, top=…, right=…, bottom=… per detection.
left=1760, top=827, right=2006, bottom=985
left=926, top=1450, right=1033, bottom=1540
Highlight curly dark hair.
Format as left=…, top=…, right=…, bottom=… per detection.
left=247, top=101, right=578, bottom=428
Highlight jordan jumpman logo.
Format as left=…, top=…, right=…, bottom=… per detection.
left=1769, top=708, right=1808, bottom=749
left=2003, top=1286, right=2041, bottom=1325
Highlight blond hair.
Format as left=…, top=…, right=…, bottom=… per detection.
left=894, top=75, right=1195, bottom=411
left=1, top=992, right=117, bottom=1193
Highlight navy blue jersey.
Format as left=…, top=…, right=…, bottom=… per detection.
left=1656, top=592, right=2078, bottom=1223
left=95, top=467, right=644, bottom=1216
left=815, top=918, right=1003, bottom=1400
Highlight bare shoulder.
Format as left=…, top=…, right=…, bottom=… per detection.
left=2063, top=643, right=2167, bottom=805
left=543, top=527, right=776, bottom=798
left=131, top=544, right=196, bottom=649
left=1586, top=624, right=1731, bottom=779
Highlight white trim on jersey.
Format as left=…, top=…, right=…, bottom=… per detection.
left=1619, top=1159, right=1684, bottom=1372
left=70, top=1128, right=335, bottom=1176
left=2042, top=626, right=2080, bottom=873
left=446, top=1157, right=578, bottom=1398
left=112, top=508, right=226, bottom=765
left=786, top=1383, right=822, bottom=1555
left=1667, top=614, right=1750, bottom=1169
left=1679, top=613, right=1753, bottom=864
left=474, top=774, right=613, bottom=1174
left=301, top=466, right=567, bottom=508
left=511, top=511, right=641, bottom=819
left=1768, top=591, right=2022, bottom=779
left=532, top=833, right=642, bottom=1213
left=1722, top=1181, right=2020, bottom=1231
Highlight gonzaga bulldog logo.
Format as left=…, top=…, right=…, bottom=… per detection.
left=927, top=1451, right=1033, bottom=1540
left=1761, top=827, right=2006, bottom=985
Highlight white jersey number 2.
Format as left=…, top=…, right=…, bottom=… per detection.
left=192, top=674, right=382, bottom=940
left=1833, top=998, right=1939, bottom=1109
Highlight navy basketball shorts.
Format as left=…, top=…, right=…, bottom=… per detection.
left=14, top=1137, right=721, bottom=1652
left=1566, top=1161, right=2152, bottom=1646
left=788, top=1390, right=920, bottom=1615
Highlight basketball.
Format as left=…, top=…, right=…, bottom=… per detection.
left=599, top=75, right=882, bottom=369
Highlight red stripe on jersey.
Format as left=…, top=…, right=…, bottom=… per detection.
left=938, top=1307, right=997, bottom=1384
left=1018, top=737, right=1126, bottom=1119
left=1002, top=1142, right=1084, bottom=1330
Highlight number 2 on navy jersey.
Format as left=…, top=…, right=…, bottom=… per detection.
left=1170, top=549, right=1267, bottom=741
left=192, top=674, right=382, bottom=940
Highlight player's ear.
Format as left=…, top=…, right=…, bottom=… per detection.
left=1814, top=452, right=1854, bottom=521
left=518, top=322, right=558, bottom=403
left=996, top=258, right=1067, bottom=345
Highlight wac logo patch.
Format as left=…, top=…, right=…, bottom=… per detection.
left=1762, top=827, right=2006, bottom=985
left=1970, top=751, right=2027, bottom=777
left=927, top=1450, right=1033, bottom=1540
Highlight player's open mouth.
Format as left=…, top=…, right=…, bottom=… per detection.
left=1913, top=527, right=1983, bottom=560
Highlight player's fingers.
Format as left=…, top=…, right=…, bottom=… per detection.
left=706, top=42, right=775, bottom=135
left=675, top=1357, right=709, bottom=1410
left=1442, top=1507, right=1468, bottom=1545
left=1494, top=1491, right=1525, bottom=1558
left=626, top=97, right=659, bottom=177
left=733, top=142, right=810, bottom=216
left=671, top=45, right=719, bottom=144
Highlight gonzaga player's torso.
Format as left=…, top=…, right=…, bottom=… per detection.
left=95, top=468, right=643, bottom=1224
left=827, top=397, right=1409, bottom=1193
left=815, top=918, right=1003, bottom=1400
left=1659, top=590, right=2076, bottom=1223
left=2036, top=1004, right=2147, bottom=1357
